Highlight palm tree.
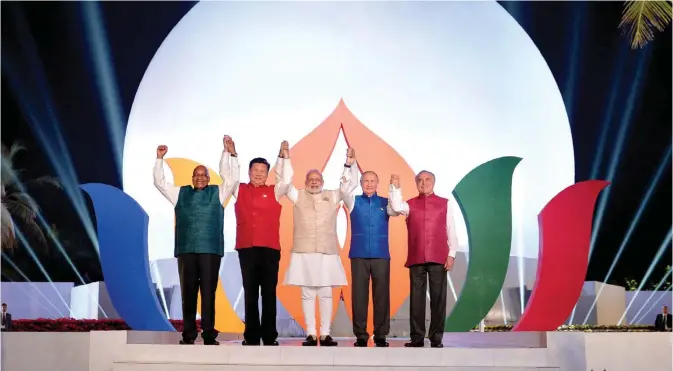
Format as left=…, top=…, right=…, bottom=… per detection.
left=1, top=142, right=61, bottom=250
left=619, top=1, right=672, bottom=49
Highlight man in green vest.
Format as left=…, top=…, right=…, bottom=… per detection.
left=153, top=139, right=238, bottom=345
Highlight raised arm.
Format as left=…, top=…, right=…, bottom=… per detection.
left=273, top=140, right=294, bottom=201
left=221, top=135, right=241, bottom=199
left=446, top=200, right=459, bottom=259
left=153, top=145, right=181, bottom=206
left=274, top=140, right=298, bottom=204
left=387, top=175, right=410, bottom=216
left=335, top=147, right=358, bottom=203
left=341, top=160, right=359, bottom=211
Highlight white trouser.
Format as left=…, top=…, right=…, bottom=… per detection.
left=301, top=286, right=333, bottom=337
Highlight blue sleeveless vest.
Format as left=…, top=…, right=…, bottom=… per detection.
left=349, top=193, right=390, bottom=259
left=174, top=185, right=224, bottom=257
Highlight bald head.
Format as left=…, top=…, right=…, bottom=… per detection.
left=192, top=165, right=210, bottom=190
left=305, top=169, right=324, bottom=194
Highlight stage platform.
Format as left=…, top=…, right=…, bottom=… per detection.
left=1, top=330, right=671, bottom=371
left=116, top=333, right=553, bottom=371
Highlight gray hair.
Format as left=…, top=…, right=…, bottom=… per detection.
left=415, top=170, right=435, bottom=181
left=305, top=169, right=323, bottom=180
left=361, top=171, right=379, bottom=181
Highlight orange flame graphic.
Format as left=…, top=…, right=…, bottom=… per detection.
left=268, top=99, right=416, bottom=334
left=165, top=100, right=416, bottom=335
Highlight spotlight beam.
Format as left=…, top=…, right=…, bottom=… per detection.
left=1, top=252, right=64, bottom=317
left=562, top=2, right=587, bottom=119
left=631, top=269, right=672, bottom=324
left=1, top=160, right=108, bottom=317
left=618, top=228, right=672, bottom=325
left=634, top=286, right=671, bottom=324
left=582, top=146, right=671, bottom=324
left=15, top=228, right=72, bottom=312
left=2, top=8, right=101, bottom=255
left=589, top=49, right=652, bottom=260
left=80, top=1, right=126, bottom=181
left=589, top=45, right=628, bottom=180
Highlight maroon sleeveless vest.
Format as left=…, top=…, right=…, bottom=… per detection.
left=405, top=193, right=450, bottom=267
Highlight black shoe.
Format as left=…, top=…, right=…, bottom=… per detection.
left=263, top=341, right=279, bottom=346
left=374, top=338, right=389, bottom=347
left=302, top=335, right=318, bottom=346
left=430, top=342, right=443, bottom=348
left=404, top=341, right=424, bottom=348
left=242, top=340, right=261, bottom=346
left=320, top=335, right=338, bottom=346
left=354, top=339, right=368, bottom=347
left=179, top=339, right=195, bottom=345
left=204, top=340, right=220, bottom=346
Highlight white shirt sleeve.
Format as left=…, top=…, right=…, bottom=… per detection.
left=153, top=159, right=181, bottom=206
left=447, top=200, right=459, bottom=258
left=336, top=163, right=358, bottom=204
left=286, top=185, right=299, bottom=204
left=341, top=164, right=359, bottom=213
left=219, top=151, right=240, bottom=199
left=387, top=184, right=410, bottom=216
left=283, top=158, right=299, bottom=205
left=274, top=157, right=293, bottom=202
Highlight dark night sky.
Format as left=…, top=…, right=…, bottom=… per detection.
left=1, top=1, right=671, bottom=286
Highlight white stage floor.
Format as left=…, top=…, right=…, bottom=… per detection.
left=3, top=330, right=672, bottom=371
left=114, top=333, right=555, bottom=370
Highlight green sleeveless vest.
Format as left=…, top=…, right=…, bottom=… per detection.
left=174, top=185, right=224, bottom=257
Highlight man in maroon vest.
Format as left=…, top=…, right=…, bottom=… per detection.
left=388, top=170, right=459, bottom=348
left=220, top=136, right=293, bottom=346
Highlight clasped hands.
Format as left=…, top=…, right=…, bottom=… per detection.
left=221, top=136, right=355, bottom=164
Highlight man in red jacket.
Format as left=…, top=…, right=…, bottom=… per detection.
left=220, top=136, right=293, bottom=346
left=388, top=171, right=459, bottom=348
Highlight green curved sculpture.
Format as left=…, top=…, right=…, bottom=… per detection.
left=444, top=156, right=522, bottom=332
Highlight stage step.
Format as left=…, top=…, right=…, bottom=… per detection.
left=112, top=344, right=559, bottom=370
left=115, top=365, right=558, bottom=371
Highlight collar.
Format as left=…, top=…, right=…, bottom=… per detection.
left=246, top=182, right=266, bottom=188
left=361, top=192, right=378, bottom=198
left=418, top=192, right=435, bottom=198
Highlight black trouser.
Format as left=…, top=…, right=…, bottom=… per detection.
left=351, top=258, right=391, bottom=342
left=177, top=253, right=222, bottom=342
left=409, top=263, right=447, bottom=344
left=238, top=246, right=281, bottom=344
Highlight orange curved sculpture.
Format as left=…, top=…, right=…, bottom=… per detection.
left=267, top=99, right=416, bottom=334
left=164, top=100, right=415, bottom=335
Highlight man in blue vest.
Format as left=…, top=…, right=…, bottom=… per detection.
left=343, top=170, right=398, bottom=347
left=153, top=141, right=238, bottom=345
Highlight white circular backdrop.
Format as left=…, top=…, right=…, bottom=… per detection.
left=123, top=1, right=574, bottom=262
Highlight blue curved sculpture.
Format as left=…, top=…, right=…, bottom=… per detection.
left=81, top=183, right=175, bottom=331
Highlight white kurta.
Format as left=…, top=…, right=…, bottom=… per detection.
left=283, top=164, right=359, bottom=287
left=285, top=252, right=347, bottom=287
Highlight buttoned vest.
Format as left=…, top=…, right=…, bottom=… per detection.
left=234, top=183, right=282, bottom=250
left=349, top=193, right=390, bottom=259
left=292, top=189, right=339, bottom=255
left=174, top=185, right=224, bottom=257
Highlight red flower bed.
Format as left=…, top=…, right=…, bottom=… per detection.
left=12, top=318, right=201, bottom=332
left=10, top=319, right=657, bottom=332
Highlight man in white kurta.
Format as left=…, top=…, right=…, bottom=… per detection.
left=284, top=148, right=358, bottom=346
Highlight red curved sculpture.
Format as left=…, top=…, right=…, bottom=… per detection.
left=513, top=180, right=610, bottom=331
